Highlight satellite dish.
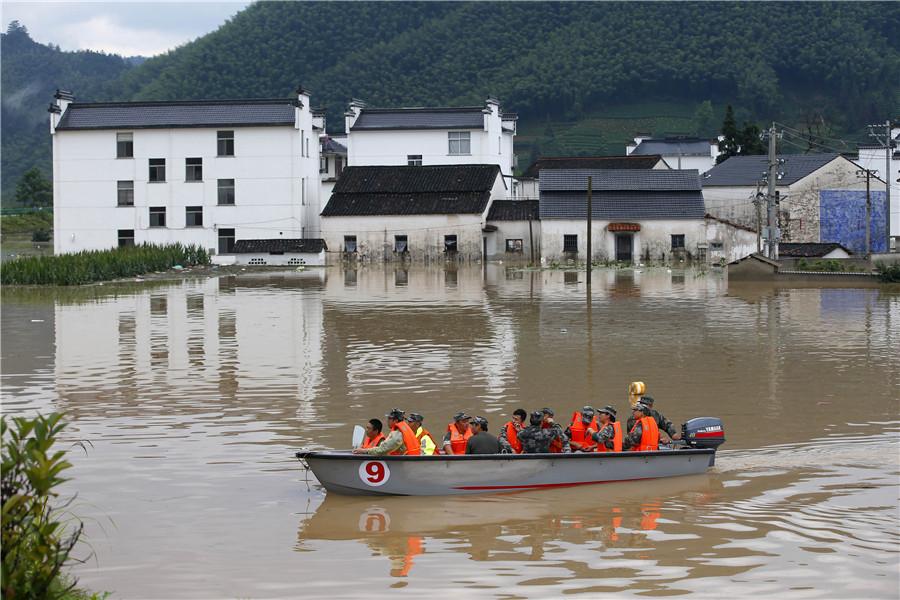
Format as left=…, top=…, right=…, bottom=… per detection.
left=351, top=425, right=365, bottom=449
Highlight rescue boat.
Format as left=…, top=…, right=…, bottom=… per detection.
left=295, top=417, right=725, bottom=496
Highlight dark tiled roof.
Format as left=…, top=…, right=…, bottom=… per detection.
left=631, top=137, right=714, bottom=156
left=321, top=136, right=347, bottom=154
left=232, top=239, right=327, bottom=254
left=778, top=242, right=852, bottom=257
left=351, top=107, right=485, bottom=130
left=521, top=155, right=666, bottom=178
left=487, top=200, right=540, bottom=221
left=56, top=99, right=296, bottom=130
left=539, top=169, right=701, bottom=192
left=702, top=153, right=841, bottom=186
left=322, top=164, right=500, bottom=217
left=540, top=191, right=705, bottom=220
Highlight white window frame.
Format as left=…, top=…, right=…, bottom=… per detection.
left=448, top=131, right=471, bottom=155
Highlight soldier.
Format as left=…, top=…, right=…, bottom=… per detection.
left=590, top=406, right=623, bottom=452
left=499, top=408, right=527, bottom=454
left=353, top=408, right=421, bottom=456
left=626, top=402, right=659, bottom=451
left=518, top=411, right=568, bottom=454
left=407, top=413, right=438, bottom=455
left=541, top=407, right=570, bottom=453
left=626, top=395, right=681, bottom=442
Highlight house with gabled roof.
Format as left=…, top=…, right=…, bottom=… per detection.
left=343, top=98, right=516, bottom=185
left=320, top=164, right=506, bottom=263
left=48, top=87, right=325, bottom=257
left=702, top=153, right=888, bottom=253
left=626, top=135, right=721, bottom=173
left=515, top=155, right=669, bottom=199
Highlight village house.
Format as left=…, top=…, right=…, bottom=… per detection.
left=539, top=169, right=708, bottom=263
left=483, top=199, right=540, bottom=261
left=319, top=164, right=507, bottom=263
left=854, top=125, right=899, bottom=250
left=319, top=134, right=347, bottom=207
left=626, top=135, right=721, bottom=173
left=342, top=98, right=516, bottom=189
left=515, top=155, right=670, bottom=199
left=48, top=87, right=325, bottom=257
left=702, top=153, right=888, bottom=253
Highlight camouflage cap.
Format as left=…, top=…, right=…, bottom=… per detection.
left=598, top=406, right=617, bottom=418
left=407, top=413, right=424, bottom=423
left=541, top=407, right=554, bottom=416
left=385, top=408, right=405, bottom=420
left=453, top=411, right=471, bottom=421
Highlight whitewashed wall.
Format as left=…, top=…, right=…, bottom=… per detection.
left=540, top=219, right=707, bottom=263
left=704, top=219, right=758, bottom=264
left=852, top=144, right=898, bottom=240
left=484, top=220, right=540, bottom=261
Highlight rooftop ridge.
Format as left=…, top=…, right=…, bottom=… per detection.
left=65, top=98, right=295, bottom=108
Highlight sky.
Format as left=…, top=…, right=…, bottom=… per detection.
left=1, top=1, right=252, bottom=57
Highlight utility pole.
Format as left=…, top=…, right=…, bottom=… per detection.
left=857, top=167, right=878, bottom=258
left=765, top=123, right=781, bottom=260
left=868, top=120, right=894, bottom=252
left=586, top=176, right=593, bottom=285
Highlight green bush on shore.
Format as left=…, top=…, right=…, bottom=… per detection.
left=0, top=243, right=210, bottom=286
left=875, top=262, right=900, bottom=283
left=1, top=413, right=106, bottom=600
left=1, top=211, right=53, bottom=235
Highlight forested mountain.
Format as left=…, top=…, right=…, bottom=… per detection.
left=2, top=2, right=899, bottom=205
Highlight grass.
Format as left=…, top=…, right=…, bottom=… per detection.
left=1, top=210, right=53, bottom=234
left=1, top=243, right=210, bottom=286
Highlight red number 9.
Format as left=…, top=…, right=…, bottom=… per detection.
left=365, top=462, right=384, bottom=483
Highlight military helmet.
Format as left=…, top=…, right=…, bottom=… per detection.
left=385, top=408, right=405, bottom=420
left=407, top=412, right=424, bottom=423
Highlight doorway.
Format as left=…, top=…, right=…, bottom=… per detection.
left=615, top=234, right=633, bottom=262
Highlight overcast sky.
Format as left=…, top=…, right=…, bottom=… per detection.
left=1, top=1, right=252, bottom=57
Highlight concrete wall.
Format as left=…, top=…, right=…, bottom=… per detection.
left=704, top=219, right=758, bottom=264
left=540, top=219, right=707, bottom=263
left=320, top=214, right=487, bottom=263
left=484, top=219, right=540, bottom=261
left=52, top=95, right=321, bottom=254
left=233, top=251, right=325, bottom=266
left=857, top=133, right=899, bottom=240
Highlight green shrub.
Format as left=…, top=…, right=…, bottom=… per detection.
left=875, top=262, right=900, bottom=283
left=1, top=413, right=84, bottom=600
left=0, top=243, right=210, bottom=286
left=31, top=229, right=51, bottom=243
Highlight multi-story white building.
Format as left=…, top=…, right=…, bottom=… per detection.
left=626, top=135, right=722, bottom=174
left=343, top=98, right=516, bottom=190
left=856, top=126, right=899, bottom=249
left=49, top=87, right=324, bottom=256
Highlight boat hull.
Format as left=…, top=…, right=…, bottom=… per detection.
left=296, top=449, right=716, bottom=496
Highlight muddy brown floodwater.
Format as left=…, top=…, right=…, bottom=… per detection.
left=2, top=265, right=898, bottom=599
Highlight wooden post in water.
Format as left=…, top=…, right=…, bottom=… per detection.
left=586, top=176, right=593, bottom=286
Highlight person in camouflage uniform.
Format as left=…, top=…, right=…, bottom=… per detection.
left=590, top=406, right=622, bottom=451
left=625, top=395, right=681, bottom=441
left=518, top=411, right=569, bottom=453
left=540, top=407, right=571, bottom=453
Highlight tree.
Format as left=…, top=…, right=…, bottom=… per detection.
left=717, top=105, right=766, bottom=164
left=14, top=167, right=52, bottom=208
left=693, top=100, right=715, bottom=137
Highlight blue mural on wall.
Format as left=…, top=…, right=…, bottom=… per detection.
left=819, top=190, right=888, bottom=254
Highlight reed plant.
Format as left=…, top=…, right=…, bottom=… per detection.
left=1, top=243, right=210, bottom=286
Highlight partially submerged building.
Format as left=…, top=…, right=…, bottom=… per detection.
left=516, top=155, right=669, bottom=199
left=484, top=199, right=540, bottom=261
left=320, top=164, right=506, bottom=263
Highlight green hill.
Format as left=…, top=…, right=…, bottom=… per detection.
left=2, top=2, right=898, bottom=205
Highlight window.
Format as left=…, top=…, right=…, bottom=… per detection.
left=185, top=206, right=203, bottom=227
left=506, top=239, right=524, bottom=253
left=117, top=133, right=133, bottom=158
left=301, top=178, right=306, bottom=206
left=117, top=180, right=134, bottom=206
left=395, top=234, right=408, bottom=253
left=218, top=228, right=235, bottom=254
left=710, top=242, right=724, bottom=250
left=217, top=179, right=235, bottom=205
left=671, top=234, right=685, bottom=250
left=498, top=136, right=501, bottom=154
left=217, top=130, right=234, bottom=156
left=149, top=158, right=166, bottom=182
left=407, top=154, right=422, bottom=166
left=118, top=229, right=134, bottom=247
left=306, top=137, right=310, bottom=158
left=344, top=235, right=357, bottom=253
left=301, top=130, right=305, bottom=156
left=320, top=155, right=328, bottom=173
left=185, top=157, right=202, bottom=182
left=149, top=207, right=166, bottom=227
left=444, top=234, right=458, bottom=254
left=335, top=156, right=344, bottom=178
left=448, top=132, right=471, bottom=155
left=563, top=234, right=578, bottom=253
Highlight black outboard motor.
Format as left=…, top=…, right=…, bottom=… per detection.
left=682, top=417, right=726, bottom=450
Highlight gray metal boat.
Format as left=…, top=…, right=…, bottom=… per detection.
left=296, top=447, right=718, bottom=496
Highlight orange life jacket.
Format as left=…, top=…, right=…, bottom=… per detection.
left=446, top=423, right=473, bottom=454
left=389, top=420, right=421, bottom=455
left=415, top=427, right=439, bottom=454
left=630, top=416, right=659, bottom=451
left=596, top=421, right=623, bottom=452
left=543, top=421, right=563, bottom=453
left=568, top=411, right=599, bottom=450
left=503, top=421, right=523, bottom=454
left=361, top=432, right=385, bottom=449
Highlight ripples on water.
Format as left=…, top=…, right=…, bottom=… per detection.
left=1, top=266, right=898, bottom=598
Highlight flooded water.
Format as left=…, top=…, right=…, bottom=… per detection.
left=2, top=265, right=898, bottom=599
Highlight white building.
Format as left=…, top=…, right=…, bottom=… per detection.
left=626, top=135, right=721, bottom=174
left=49, top=87, right=324, bottom=256
left=319, top=134, right=347, bottom=210
left=856, top=126, right=899, bottom=249
left=484, top=200, right=540, bottom=261
left=515, top=155, right=670, bottom=199
left=343, top=98, right=516, bottom=191
left=320, top=164, right=506, bottom=263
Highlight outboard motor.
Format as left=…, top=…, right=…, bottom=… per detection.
left=682, top=417, right=726, bottom=450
